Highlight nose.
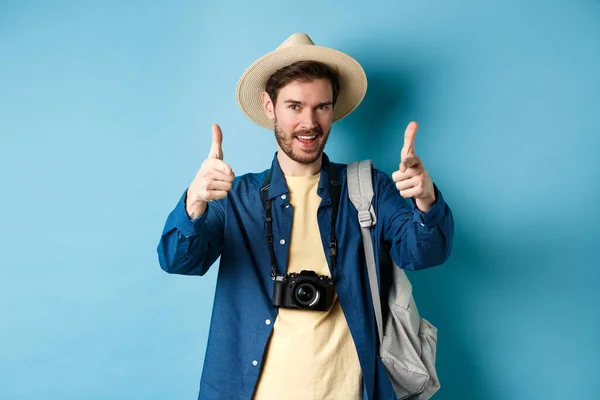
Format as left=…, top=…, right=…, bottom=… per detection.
left=299, top=109, right=318, bottom=131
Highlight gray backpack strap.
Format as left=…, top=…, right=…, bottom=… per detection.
left=349, top=161, right=441, bottom=399
left=347, top=160, right=384, bottom=345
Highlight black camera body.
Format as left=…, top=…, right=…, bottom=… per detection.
left=272, top=270, right=334, bottom=311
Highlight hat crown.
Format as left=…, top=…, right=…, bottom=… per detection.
left=276, top=33, right=315, bottom=49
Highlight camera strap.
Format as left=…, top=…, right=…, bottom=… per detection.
left=260, top=160, right=341, bottom=279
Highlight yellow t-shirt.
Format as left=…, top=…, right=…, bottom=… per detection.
left=252, top=173, right=362, bottom=400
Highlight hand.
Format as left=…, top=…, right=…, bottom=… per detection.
left=185, top=124, right=235, bottom=218
left=391, top=121, right=436, bottom=212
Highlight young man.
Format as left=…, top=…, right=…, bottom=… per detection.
left=157, top=33, right=454, bottom=400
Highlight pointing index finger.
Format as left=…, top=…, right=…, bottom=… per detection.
left=401, top=121, right=418, bottom=157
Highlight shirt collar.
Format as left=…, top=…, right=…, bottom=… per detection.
left=266, top=152, right=333, bottom=201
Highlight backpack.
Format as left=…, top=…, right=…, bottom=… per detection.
left=347, top=160, right=441, bottom=400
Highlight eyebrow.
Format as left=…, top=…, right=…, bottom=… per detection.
left=283, top=100, right=333, bottom=107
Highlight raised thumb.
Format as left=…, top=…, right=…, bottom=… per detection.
left=209, top=124, right=224, bottom=160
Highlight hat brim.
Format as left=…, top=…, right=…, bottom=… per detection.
left=236, top=45, right=367, bottom=130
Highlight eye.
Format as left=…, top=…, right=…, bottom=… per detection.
left=317, top=105, right=330, bottom=111
left=288, top=104, right=300, bottom=110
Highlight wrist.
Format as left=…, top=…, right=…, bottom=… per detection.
left=187, top=202, right=207, bottom=220
left=415, top=193, right=435, bottom=213
left=185, top=193, right=208, bottom=219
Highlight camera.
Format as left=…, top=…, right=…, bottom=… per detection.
left=272, top=270, right=334, bottom=311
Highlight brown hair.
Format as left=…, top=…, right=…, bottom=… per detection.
left=265, top=60, right=341, bottom=107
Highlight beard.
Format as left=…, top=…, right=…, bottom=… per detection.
left=273, top=117, right=330, bottom=165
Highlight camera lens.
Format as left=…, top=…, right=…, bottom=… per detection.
left=295, top=283, right=320, bottom=307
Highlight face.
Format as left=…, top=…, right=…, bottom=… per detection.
left=262, top=78, right=334, bottom=165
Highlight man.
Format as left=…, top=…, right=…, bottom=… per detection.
left=157, top=33, right=454, bottom=400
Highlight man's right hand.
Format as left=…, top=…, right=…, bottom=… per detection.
left=185, top=124, right=235, bottom=219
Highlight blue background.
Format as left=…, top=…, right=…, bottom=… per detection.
left=1, top=1, right=599, bottom=399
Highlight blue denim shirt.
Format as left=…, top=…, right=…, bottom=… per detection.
left=157, top=152, right=454, bottom=400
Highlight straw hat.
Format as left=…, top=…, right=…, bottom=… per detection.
left=236, top=33, right=368, bottom=130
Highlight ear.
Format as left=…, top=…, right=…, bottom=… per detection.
left=261, top=91, right=275, bottom=121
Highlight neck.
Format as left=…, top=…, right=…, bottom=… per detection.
left=276, top=150, right=323, bottom=177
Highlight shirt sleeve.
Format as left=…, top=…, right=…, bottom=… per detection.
left=156, top=188, right=225, bottom=276
left=375, top=170, right=454, bottom=271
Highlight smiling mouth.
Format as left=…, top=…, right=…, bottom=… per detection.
left=295, top=135, right=320, bottom=148
left=296, top=135, right=318, bottom=140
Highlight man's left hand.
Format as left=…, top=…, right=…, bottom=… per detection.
left=391, top=121, right=436, bottom=213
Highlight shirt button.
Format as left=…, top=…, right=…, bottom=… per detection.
left=280, top=239, right=286, bottom=245
left=265, top=319, right=271, bottom=325
left=420, top=223, right=425, bottom=227
left=281, top=194, right=287, bottom=200
left=285, top=204, right=290, bottom=208
left=252, top=360, right=258, bottom=366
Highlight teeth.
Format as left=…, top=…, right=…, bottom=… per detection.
left=298, top=135, right=317, bottom=140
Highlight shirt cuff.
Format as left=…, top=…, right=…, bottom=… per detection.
left=410, top=184, right=447, bottom=228
left=173, top=189, right=209, bottom=237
